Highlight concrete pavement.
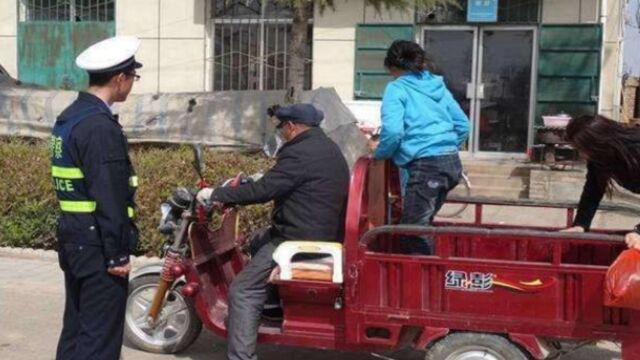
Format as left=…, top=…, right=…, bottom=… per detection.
left=0, top=254, right=622, bottom=360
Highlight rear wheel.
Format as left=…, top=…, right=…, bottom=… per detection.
left=124, top=274, right=202, bottom=354
left=425, top=333, right=528, bottom=360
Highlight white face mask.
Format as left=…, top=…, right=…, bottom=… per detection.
left=263, top=132, right=284, bottom=158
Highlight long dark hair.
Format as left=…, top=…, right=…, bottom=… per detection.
left=384, top=40, right=437, bottom=74
left=566, top=114, right=640, bottom=192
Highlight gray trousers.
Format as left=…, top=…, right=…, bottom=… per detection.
left=227, top=229, right=278, bottom=360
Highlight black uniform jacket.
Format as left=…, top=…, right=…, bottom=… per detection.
left=211, top=127, right=350, bottom=243
left=57, top=92, right=137, bottom=266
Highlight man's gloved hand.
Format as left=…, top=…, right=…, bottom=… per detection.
left=196, top=187, right=214, bottom=207
left=196, top=187, right=225, bottom=211
left=220, top=172, right=264, bottom=187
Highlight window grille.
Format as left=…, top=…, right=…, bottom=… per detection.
left=211, top=0, right=312, bottom=91
left=19, top=0, right=115, bottom=22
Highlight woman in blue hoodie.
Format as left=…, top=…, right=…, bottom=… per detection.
left=372, top=40, right=470, bottom=254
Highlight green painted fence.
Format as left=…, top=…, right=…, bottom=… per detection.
left=354, top=24, right=415, bottom=99
left=535, top=24, right=602, bottom=124
left=18, top=22, right=115, bottom=90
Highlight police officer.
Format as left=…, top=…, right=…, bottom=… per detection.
left=51, top=36, right=142, bottom=360
left=196, top=104, right=350, bottom=360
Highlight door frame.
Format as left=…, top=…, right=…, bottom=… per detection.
left=419, top=25, right=479, bottom=156
left=419, top=25, right=538, bottom=159
left=474, top=25, right=538, bottom=158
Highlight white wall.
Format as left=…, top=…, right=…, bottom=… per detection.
left=117, top=0, right=207, bottom=94
left=542, top=0, right=600, bottom=23
left=0, top=0, right=17, bottom=77
left=364, top=6, right=415, bottom=24
left=312, top=1, right=362, bottom=101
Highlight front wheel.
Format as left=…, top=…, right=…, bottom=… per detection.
left=125, top=274, right=202, bottom=354
left=425, top=333, right=528, bottom=360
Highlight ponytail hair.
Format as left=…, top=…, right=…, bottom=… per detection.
left=383, top=40, right=436, bottom=74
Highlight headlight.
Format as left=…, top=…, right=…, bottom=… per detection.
left=168, top=187, right=193, bottom=210
left=160, top=203, right=172, bottom=223
left=158, top=202, right=177, bottom=235
left=157, top=187, right=194, bottom=235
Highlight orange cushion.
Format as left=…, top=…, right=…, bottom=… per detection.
left=270, top=257, right=334, bottom=282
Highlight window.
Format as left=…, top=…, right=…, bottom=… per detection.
left=211, top=0, right=312, bottom=91
left=416, top=0, right=540, bottom=24
left=19, top=0, right=115, bottom=22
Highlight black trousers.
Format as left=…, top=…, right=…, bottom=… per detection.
left=56, top=242, right=128, bottom=360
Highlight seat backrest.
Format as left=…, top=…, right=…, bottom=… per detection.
left=272, top=241, right=343, bottom=283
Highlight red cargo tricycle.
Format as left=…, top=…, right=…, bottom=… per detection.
left=125, top=153, right=640, bottom=359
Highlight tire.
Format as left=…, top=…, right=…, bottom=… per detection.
left=425, top=333, right=528, bottom=360
left=124, top=274, right=202, bottom=354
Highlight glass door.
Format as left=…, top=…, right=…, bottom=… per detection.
left=422, top=26, right=536, bottom=155
left=423, top=26, right=477, bottom=152
left=475, top=28, right=535, bottom=153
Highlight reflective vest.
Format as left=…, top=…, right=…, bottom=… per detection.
left=50, top=107, right=138, bottom=218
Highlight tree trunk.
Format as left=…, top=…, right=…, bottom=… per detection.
left=287, top=3, right=310, bottom=104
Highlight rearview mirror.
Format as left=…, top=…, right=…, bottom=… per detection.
left=192, top=144, right=205, bottom=180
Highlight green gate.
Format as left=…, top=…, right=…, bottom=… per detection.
left=17, top=1, right=115, bottom=90
left=535, top=24, right=602, bottom=123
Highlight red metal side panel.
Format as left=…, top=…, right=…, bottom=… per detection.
left=437, top=263, right=560, bottom=321
left=360, top=259, right=382, bottom=307
left=356, top=252, right=640, bottom=342
left=579, top=272, right=606, bottom=325
left=401, top=262, right=422, bottom=310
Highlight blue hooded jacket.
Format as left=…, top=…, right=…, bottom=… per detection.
left=374, top=70, right=470, bottom=167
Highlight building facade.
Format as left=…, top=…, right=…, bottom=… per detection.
left=0, top=0, right=627, bottom=155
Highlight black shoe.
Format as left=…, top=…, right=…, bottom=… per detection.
left=261, top=307, right=283, bottom=322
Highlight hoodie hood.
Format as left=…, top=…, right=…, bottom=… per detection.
left=395, top=70, right=446, bottom=102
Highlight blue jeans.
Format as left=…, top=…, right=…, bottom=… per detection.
left=400, top=154, right=462, bottom=254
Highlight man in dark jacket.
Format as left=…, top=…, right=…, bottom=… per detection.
left=197, top=103, right=350, bottom=360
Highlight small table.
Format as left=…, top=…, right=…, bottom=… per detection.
left=532, top=127, right=579, bottom=169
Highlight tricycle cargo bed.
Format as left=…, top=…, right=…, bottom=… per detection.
left=340, top=158, right=640, bottom=358
left=354, top=225, right=638, bottom=344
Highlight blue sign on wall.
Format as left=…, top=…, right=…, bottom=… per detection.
left=467, top=0, right=499, bottom=22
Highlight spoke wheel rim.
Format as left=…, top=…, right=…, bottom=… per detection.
left=444, top=345, right=505, bottom=360
left=126, top=284, right=191, bottom=348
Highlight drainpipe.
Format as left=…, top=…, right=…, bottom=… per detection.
left=598, top=0, right=607, bottom=116
left=599, top=0, right=626, bottom=121
left=157, top=0, right=162, bottom=94
left=614, top=0, right=626, bottom=121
